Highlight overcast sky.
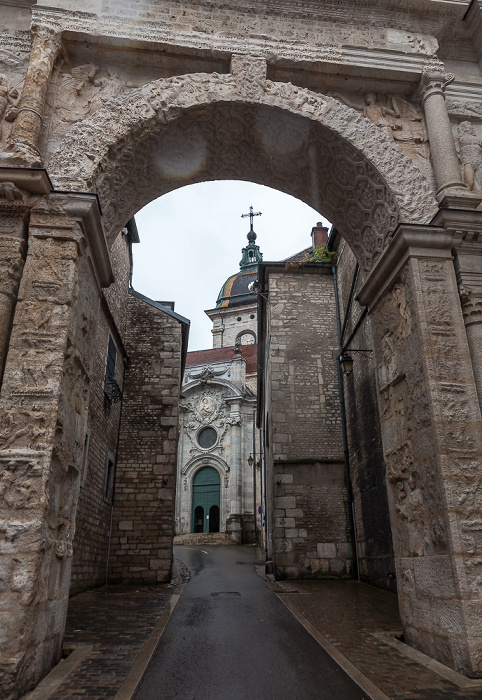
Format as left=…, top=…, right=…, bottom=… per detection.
left=132, top=181, right=330, bottom=351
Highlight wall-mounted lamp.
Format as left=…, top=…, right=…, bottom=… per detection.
left=339, top=353, right=354, bottom=376
left=339, top=349, right=373, bottom=376
left=247, top=454, right=254, bottom=468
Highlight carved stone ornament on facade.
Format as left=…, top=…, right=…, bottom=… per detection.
left=47, top=72, right=438, bottom=275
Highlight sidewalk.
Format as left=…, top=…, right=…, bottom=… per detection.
left=23, top=562, right=482, bottom=700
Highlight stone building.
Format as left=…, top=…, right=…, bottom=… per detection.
left=258, top=223, right=354, bottom=581
left=2, top=0, right=482, bottom=693
left=175, top=227, right=262, bottom=544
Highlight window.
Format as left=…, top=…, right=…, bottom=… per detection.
left=105, top=335, right=117, bottom=381
left=80, top=429, right=90, bottom=487
left=104, top=452, right=115, bottom=502
left=197, top=427, right=218, bottom=449
left=104, top=335, right=122, bottom=403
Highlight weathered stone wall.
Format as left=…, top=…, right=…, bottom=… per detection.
left=107, top=292, right=184, bottom=584
left=69, top=231, right=130, bottom=594
left=267, top=266, right=343, bottom=462
left=335, top=239, right=396, bottom=591
left=262, top=264, right=350, bottom=579
left=273, top=461, right=351, bottom=580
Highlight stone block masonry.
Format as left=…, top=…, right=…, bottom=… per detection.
left=260, top=264, right=350, bottom=579
left=274, top=461, right=351, bottom=580
left=107, top=292, right=185, bottom=584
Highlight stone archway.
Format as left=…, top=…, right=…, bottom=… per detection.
left=47, top=67, right=438, bottom=275
left=2, top=48, right=482, bottom=697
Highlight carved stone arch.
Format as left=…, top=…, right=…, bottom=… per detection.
left=183, top=454, right=229, bottom=477
left=183, top=377, right=244, bottom=399
left=48, top=72, right=438, bottom=274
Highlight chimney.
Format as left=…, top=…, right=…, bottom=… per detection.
left=311, top=222, right=329, bottom=251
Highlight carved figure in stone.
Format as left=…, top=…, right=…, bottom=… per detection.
left=199, top=395, right=216, bottom=420
left=0, top=74, right=18, bottom=140
left=392, top=283, right=412, bottom=341
left=455, top=121, right=482, bottom=193
left=328, top=91, right=401, bottom=138
left=388, top=96, right=429, bottom=162
left=55, top=65, right=128, bottom=129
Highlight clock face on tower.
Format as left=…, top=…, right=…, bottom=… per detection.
left=240, top=332, right=255, bottom=345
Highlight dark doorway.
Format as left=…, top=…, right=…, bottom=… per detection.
left=194, top=505, right=204, bottom=533
left=209, top=505, right=220, bottom=532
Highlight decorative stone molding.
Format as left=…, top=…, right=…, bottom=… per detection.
left=48, top=73, right=437, bottom=275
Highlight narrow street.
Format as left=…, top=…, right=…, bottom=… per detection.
left=134, top=545, right=368, bottom=700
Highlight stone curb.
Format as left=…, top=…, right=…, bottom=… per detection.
left=276, top=593, right=391, bottom=700
left=113, top=590, right=184, bottom=700
left=21, top=645, right=94, bottom=700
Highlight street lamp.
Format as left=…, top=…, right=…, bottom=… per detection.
left=339, top=353, right=353, bottom=376
left=248, top=454, right=254, bottom=468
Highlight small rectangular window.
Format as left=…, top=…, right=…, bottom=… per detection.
left=105, top=335, right=117, bottom=381
left=104, top=452, right=115, bottom=503
left=80, top=429, right=90, bottom=487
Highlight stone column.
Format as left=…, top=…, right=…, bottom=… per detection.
left=0, top=194, right=110, bottom=699
left=359, top=225, right=482, bottom=677
left=0, top=183, right=29, bottom=385
left=4, top=20, right=62, bottom=167
left=419, top=67, right=465, bottom=199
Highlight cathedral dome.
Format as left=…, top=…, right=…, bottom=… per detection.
left=216, top=270, right=258, bottom=308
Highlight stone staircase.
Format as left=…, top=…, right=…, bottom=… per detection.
left=173, top=533, right=237, bottom=546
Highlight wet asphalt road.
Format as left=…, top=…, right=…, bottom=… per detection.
left=134, top=545, right=368, bottom=700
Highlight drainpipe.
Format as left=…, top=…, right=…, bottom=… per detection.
left=332, top=263, right=360, bottom=582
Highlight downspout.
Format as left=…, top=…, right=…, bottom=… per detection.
left=332, top=262, right=360, bottom=582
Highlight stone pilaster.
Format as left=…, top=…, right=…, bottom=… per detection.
left=3, top=20, right=62, bottom=167
left=0, top=194, right=110, bottom=699
left=226, top=398, right=243, bottom=543
left=359, top=225, right=482, bottom=677
left=0, top=183, right=29, bottom=385
left=433, top=209, right=482, bottom=412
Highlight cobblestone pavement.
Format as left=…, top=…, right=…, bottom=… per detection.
left=28, top=565, right=482, bottom=699
left=48, top=583, right=173, bottom=699
left=270, top=579, right=482, bottom=700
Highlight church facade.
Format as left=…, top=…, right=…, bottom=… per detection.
left=175, top=226, right=262, bottom=544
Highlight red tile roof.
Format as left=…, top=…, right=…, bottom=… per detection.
left=186, top=344, right=258, bottom=373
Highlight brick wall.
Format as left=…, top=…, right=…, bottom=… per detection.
left=107, top=293, right=184, bottom=584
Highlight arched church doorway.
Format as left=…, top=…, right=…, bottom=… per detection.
left=192, top=467, right=221, bottom=534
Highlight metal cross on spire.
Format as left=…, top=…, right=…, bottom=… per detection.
left=241, top=205, right=262, bottom=231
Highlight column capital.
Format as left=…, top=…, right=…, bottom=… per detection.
left=30, top=192, right=113, bottom=288
left=419, top=67, right=455, bottom=104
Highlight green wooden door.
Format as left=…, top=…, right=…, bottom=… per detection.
left=192, top=467, right=221, bottom=534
